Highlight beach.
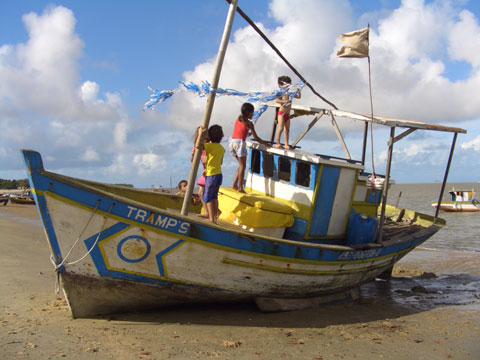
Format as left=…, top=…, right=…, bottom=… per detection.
left=1, top=203, right=479, bottom=359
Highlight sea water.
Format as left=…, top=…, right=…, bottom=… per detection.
left=367, top=182, right=480, bottom=311
left=387, top=182, right=480, bottom=253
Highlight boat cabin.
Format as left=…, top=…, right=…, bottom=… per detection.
left=214, top=102, right=466, bottom=244
left=243, top=142, right=381, bottom=244
left=218, top=104, right=387, bottom=245
left=449, top=189, right=475, bottom=202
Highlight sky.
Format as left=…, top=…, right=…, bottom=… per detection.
left=1, top=0, right=480, bottom=188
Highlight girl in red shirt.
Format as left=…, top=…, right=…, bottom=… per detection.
left=229, top=103, right=267, bottom=193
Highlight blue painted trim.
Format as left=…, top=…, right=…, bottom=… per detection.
left=21, top=150, right=64, bottom=267
left=21, top=149, right=435, bottom=268
left=155, top=239, right=184, bottom=276
left=309, top=166, right=340, bottom=236
left=117, top=235, right=151, bottom=263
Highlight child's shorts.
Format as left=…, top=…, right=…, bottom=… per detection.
left=203, top=174, right=223, bottom=203
left=229, top=139, right=247, bottom=158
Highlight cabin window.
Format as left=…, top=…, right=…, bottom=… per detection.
left=295, top=161, right=311, bottom=187
left=278, top=157, right=291, bottom=182
left=250, top=149, right=261, bottom=174
left=262, top=153, right=274, bottom=178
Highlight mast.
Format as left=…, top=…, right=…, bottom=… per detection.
left=181, top=0, right=238, bottom=216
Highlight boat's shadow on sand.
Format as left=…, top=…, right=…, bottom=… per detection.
left=99, top=273, right=480, bottom=328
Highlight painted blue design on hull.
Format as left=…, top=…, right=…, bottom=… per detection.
left=117, top=235, right=151, bottom=263
left=21, top=149, right=434, bottom=269
left=85, top=222, right=130, bottom=276
left=155, top=240, right=185, bottom=276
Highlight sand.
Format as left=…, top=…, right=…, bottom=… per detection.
left=1, top=203, right=479, bottom=359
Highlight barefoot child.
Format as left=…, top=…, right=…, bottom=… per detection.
left=275, top=76, right=301, bottom=150
left=195, top=125, right=225, bottom=223
left=229, top=102, right=267, bottom=193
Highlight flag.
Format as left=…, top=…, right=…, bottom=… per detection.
left=337, top=27, right=369, bottom=58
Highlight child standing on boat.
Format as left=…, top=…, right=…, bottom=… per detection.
left=195, top=124, right=225, bottom=223
left=275, top=75, right=301, bottom=150
left=229, top=102, right=267, bottom=193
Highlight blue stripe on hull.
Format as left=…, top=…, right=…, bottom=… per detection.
left=21, top=150, right=436, bottom=276
left=309, top=166, right=340, bottom=236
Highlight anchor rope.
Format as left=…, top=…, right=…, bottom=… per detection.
left=51, top=201, right=114, bottom=293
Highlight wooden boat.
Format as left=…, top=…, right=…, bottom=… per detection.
left=21, top=1, right=467, bottom=318
left=432, top=188, right=480, bottom=212
left=9, top=191, right=35, bottom=205
left=21, top=103, right=465, bottom=318
left=0, top=194, right=9, bottom=206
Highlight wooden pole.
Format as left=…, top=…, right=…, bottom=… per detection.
left=434, top=132, right=458, bottom=223
left=181, top=0, right=238, bottom=216
left=362, top=24, right=372, bottom=166
left=361, top=122, right=368, bottom=165
left=377, top=126, right=395, bottom=243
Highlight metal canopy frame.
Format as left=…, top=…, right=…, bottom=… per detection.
left=265, top=102, right=467, bottom=240
left=183, top=0, right=467, bottom=243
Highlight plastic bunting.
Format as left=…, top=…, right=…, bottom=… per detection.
left=143, top=81, right=304, bottom=123
left=143, top=86, right=179, bottom=110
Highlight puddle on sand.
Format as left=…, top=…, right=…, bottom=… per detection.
left=359, top=273, right=480, bottom=311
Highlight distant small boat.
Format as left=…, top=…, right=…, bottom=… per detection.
left=432, top=188, right=480, bottom=212
left=0, top=194, right=9, bottom=206
left=10, top=191, right=35, bottom=205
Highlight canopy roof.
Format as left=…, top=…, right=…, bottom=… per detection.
left=269, top=103, right=467, bottom=134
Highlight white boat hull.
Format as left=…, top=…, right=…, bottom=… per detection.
left=432, top=201, right=480, bottom=212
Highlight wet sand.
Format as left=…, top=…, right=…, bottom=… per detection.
left=1, top=204, right=479, bottom=359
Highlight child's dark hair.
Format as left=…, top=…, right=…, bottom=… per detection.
left=278, top=75, right=292, bottom=85
left=241, top=102, right=254, bottom=119
left=208, top=124, right=224, bottom=143
left=192, top=126, right=209, bottom=143
left=177, top=180, right=187, bottom=189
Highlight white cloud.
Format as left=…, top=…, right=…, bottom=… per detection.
left=460, top=135, right=480, bottom=151
left=0, top=5, right=131, bottom=177
left=448, top=10, right=480, bottom=68
left=1, top=1, right=480, bottom=186
left=80, top=81, right=99, bottom=103
left=133, top=153, right=166, bottom=176
left=80, top=146, right=100, bottom=162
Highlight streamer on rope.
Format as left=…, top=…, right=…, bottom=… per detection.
left=143, top=80, right=305, bottom=124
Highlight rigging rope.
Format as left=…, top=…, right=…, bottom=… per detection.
left=225, top=0, right=338, bottom=110
left=51, top=201, right=115, bottom=293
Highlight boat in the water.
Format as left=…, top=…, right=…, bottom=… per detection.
left=21, top=0, right=467, bottom=318
left=432, top=188, right=480, bottom=212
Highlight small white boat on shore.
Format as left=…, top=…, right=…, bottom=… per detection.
left=432, top=188, right=480, bottom=212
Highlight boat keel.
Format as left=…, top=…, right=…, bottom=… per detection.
left=254, top=287, right=360, bottom=312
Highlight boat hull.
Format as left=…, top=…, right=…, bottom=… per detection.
left=10, top=196, right=35, bottom=205
left=432, top=201, right=480, bottom=212
left=0, top=194, right=9, bottom=205
left=22, top=149, right=442, bottom=318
